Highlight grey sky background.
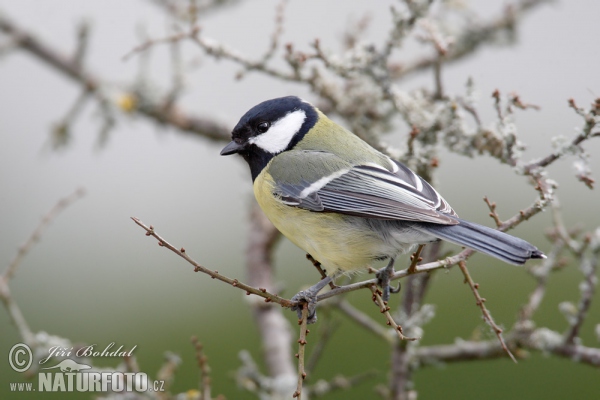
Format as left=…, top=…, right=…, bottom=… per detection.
left=1, top=0, right=599, bottom=398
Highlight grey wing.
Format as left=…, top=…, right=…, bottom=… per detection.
left=276, top=159, right=458, bottom=225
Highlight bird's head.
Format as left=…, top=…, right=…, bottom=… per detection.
left=221, top=96, right=318, bottom=179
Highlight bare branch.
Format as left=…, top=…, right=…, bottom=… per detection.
left=0, top=13, right=231, bottom=142
left=4, top=187, right=85, bottom=281
left=370, top=285, right=418, bottom=342
left=0, top=188, right=85, bottom=349
left=245, top=204, right=295, bottom=383
left=564, top=243, right=599, bottom=344
left=191, top=336, right=216, bottom=400
left=457, top=261, right=516, bottom=362
left=395, top=0, right=552, bottom=79
left=293, top=304, right=309, bottom=399
left=130, top=217, right=293, bottom=308
left=523, top=98, right=599, bottom=174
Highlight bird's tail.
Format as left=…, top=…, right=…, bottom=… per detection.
left=415, top=218, right=545, bottom=265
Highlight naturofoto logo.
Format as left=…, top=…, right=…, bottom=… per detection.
left=8, top=342, right=165, bottom=394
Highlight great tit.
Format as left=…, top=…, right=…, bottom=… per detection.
left=221, top=96, right=545, bottom=319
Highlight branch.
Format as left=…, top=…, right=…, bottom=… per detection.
left=457, top=261, right=516, bottom=362
left=0, top=12, right=231, bottom=142
left=370, top=285, right=418, bottom=342
left=523, top=98, right=599, bottom=175
left=130, top=217, right=293, bottom=308
left=414, top=332, right=600, bottom=367
left=395, top=0, right=552, bottom=79
left=245, top=204, right=296, bottom=383
left=0, top=188, right=85, bottom=349
left=191, top=336, right=214, bottom=400
left=3, top=187, right=85, bottom=281
left=564, top=243, right=599, bottom=344
left=293, top=304, right=309, bottom=399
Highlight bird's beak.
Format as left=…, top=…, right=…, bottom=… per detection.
left=220, top=140, right=244, bottom=156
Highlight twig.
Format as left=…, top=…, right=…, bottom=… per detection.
left=0, top=281, right=35, bottom=347
left=0, top=188, right=85, bottom=347
left=122, top=29, right=191, bottom=61
left=414, top=338, right=510, bottom=364
left=156, top=351, right=181, bottom=393
left=550, top=199, right=586, bottom=255
left=407, top=244, right=425, bottom=274
left=260, top=0, right=288, bottom=63
left=130, top=217, right=293, bottom=308
left=564, top=248, right=598, bottom=345
left=518, top=242, right=566, bottom=323
left=4, top=187, right=85, bottom=281
left=192, top=336, right=212, bottom=400
left=72, top=20, right=90, bottom=67
left=523, top=98, right=599, bottom=174
left=395, top=0, right=552, bottom=79
left=457, top=261, right=517, bottom=362
left=293, top=304, right=309, bottom=399
left=0, top=13, right=231, bottom=142
left=483, top=196, right=503, bottom=228
left=370, top=285, right=418, bottom=342
left=50, top=89, right=92, bottom=149
left=317, top=248, right=474, bottom=302
left=414, top=332, right=600, bottom=367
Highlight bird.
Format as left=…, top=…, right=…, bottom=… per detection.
left=221, top=96, right=545, bottom=322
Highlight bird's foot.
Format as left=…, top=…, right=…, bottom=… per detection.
left=290, top=275, right=333, bottom=324
left=376, top=259, right=401, bottom=303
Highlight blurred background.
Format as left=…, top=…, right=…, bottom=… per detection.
left=1, top=0, right=599, bottom=399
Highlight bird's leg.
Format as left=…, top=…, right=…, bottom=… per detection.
left=306, top=253, right=338, bottom=290
left=376, top=258, right=401, bottom=302
left=291, top=270, right=341, bottom=324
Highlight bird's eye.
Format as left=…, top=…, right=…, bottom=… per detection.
left=256, top=121, right=270, bottom=134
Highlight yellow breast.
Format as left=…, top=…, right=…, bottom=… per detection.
left=253, top=170, right=384, bottom=272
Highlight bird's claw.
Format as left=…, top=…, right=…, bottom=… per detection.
left=290, top=274, right=335, bottom=324
left=291, top=290, right=319, bottom=323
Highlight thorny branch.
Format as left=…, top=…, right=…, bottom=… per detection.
left=370, top=285, right=418, bottom=342
left=457, top=260, right=516, bottom=362
left=130, top=217, right=293, bottom=308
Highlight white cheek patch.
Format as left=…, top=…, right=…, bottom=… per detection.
left=249, top=110, right=306, bottom=154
